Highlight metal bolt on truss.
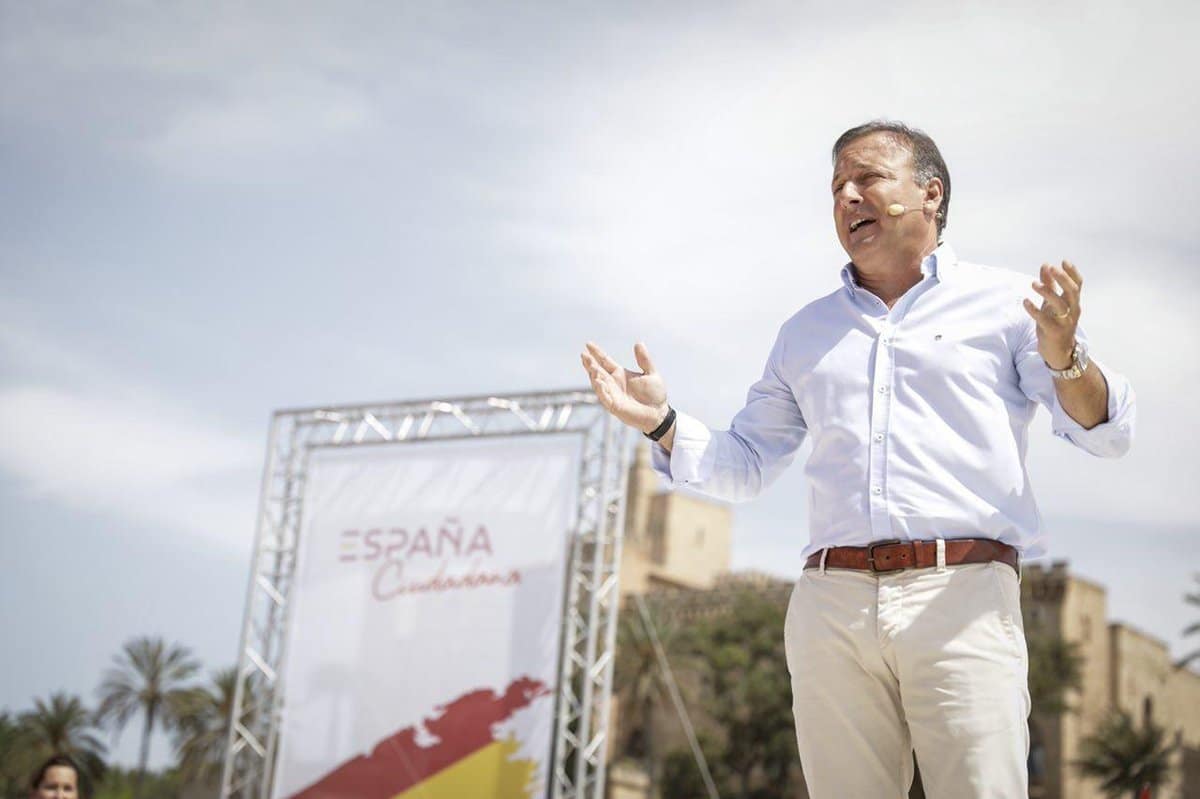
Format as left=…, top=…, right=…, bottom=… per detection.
left=220, top=388, right=630, bottom=799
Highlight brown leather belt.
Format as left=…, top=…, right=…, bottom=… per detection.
left=804, top=538, right=1019, bottom=575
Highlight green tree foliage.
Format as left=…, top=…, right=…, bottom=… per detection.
left=661, top=590, right=800, bottom=799
left=612, top=598, right=695, bottom=787
left=171, top=667, right=237, bottom=784
left=1023, top=606, right=1085, bottom=797
left=92, top=766, right=186, bottom=799
left=1, top=711, right=36, bottom=799
left=18, top=693, right=107, bottom=784
left=1026, top=626, right=1084, bottom=716
left=661, top=741, right=720, bottom=798
left=1075, top=710, right=1174, bottom=799
left=96, top=638, right=200, bottom=799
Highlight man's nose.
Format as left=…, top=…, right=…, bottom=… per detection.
left=836, top=184, right=862, bottom=208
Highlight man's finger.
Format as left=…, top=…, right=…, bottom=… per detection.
left=581, top=353, right=612, bottom=391
left=592, top=377, right=614, bottom=409
left=633, top=342, right=656, bottom=375
left=593, top=373, right=610, bottom=401
left=585, top=341, right=623, bottom=376
left=584, top=362, right=616, bottom=408
left=584, top=355, right=612, bottom=388
left=1048, top=265, right=1079, bottom=302
left=1022, top=298, right=1043, bottom=325
left=1062, top=260, right=1083, bottom=291
left=1031, top=280, right=1069, bottom=316
left=581, top=354, right=606, bottom=398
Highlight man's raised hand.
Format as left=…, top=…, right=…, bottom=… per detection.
left=580, top=341, right=669, bottom=434
left=1022, top=260, right=1083, bottom=370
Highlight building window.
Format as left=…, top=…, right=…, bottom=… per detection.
left=1143, top=696, right=1154, bottom=728
left=1080, top=615, right=1091, bottom=643
left=695, top=527, right=705, bottom=547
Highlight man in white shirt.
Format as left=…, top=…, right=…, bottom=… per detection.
left=579, top=120, right=1135, bottom=798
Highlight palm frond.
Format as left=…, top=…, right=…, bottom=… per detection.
left=1074, top=710, right=1174, bottom=798
left=17, top=693, right=107, bottom=778
left=94, top=635, right=201, bottom=789
left=172, top=667, right=238, bottom=782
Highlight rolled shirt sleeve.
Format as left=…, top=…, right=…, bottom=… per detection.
left=1014, top=324, right=1136, bottom=458
left=650, top=328, right=809, bottom=502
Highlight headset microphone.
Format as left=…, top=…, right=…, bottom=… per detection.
left=887, top=203, right=922, bottom=217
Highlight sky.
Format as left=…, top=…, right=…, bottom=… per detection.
left=1, top=0, right=1198, bottom=769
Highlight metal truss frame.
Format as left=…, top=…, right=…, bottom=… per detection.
left=220, top=388, right=630, bottom=799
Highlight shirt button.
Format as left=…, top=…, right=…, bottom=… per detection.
left=874, top=433, right=884, bottom=442
left=879, top=386, right=889, bottom=394
left=872, top=486, right=882, bottom=495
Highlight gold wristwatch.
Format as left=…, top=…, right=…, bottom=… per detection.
left=1045, top=341, right=1089, bottom=380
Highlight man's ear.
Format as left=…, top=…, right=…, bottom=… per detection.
left=924, top=177, right=944, bottom=214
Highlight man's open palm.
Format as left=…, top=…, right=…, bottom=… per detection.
left=580, top=341, right=668, bottom=433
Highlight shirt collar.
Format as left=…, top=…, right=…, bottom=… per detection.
left=840, top=240, right=958, bottom=294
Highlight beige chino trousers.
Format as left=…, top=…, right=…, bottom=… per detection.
left=785, top=559, right=1030, bottom=798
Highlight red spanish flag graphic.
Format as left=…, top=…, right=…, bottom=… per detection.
left=286, top=676, right=550, bottom=799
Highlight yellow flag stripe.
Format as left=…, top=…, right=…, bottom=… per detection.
left=392, top=737, right=538, bottom=799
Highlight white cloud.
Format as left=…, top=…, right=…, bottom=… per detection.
left=488, top=0, right=1197, bottom=356
left=0, top=383, right=260, bottom=549
left=1, top=0, right=1196, bottom=536
left=481, top=2, right=1200, bottom=531
left=144, top=70, right=374, bottom=178
left=0, top=313, right=261, bottom=551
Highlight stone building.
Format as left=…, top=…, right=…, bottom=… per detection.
left=1022, top=562, right=1200, bottom=799
left=618, top=443, right=734, bottom=597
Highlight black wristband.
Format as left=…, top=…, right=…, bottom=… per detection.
left=644, top=406, right=676, bottom=442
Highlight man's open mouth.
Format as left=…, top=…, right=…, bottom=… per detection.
left=849, top=218, right=876, bottom=233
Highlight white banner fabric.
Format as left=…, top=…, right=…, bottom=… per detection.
left=272, top=434, right=580, bottom=799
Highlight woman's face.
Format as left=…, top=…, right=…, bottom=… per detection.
left=33, top=766, right=78, bottom=799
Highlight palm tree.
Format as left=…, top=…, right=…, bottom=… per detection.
left=1178, top=573, right=1200, bottom=669
left=1026, top=626, right=1084, bottom=715
left=1075, top=710, right=1174, bottom=799
left=1023, top=611, right=1085, bottom=794
left=18, top=693, right=107, bottom=781
left=96, top=637, right=199, bottom=798
left=613, top=597, right=685, bottom=784
left=172, top=667, right=237, bottom=784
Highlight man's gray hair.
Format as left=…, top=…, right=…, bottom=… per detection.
left=832, top=120, right=951, bottom=236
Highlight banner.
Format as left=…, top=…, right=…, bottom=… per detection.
left=272, top=434, right=580, bottom=799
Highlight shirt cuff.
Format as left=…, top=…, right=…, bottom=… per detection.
left=1049, top=357, right=1135, bottom=457
left=649, top=410, right=713, bottom=485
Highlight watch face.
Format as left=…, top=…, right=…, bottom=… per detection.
left=1062, top=343, right=1088, bottom=379
left=1046, top=342, right=1088, bottom=379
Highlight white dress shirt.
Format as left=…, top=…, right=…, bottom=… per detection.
left=652, top=243, right=1135, bottom=558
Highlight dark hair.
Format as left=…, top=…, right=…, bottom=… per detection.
left=832, top=120, right=951, bottom=236
left=29, top=754, right=85, bottom=796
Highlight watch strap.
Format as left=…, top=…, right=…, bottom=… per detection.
left=1045, top=342, right=1089, bottom=380
left=644, top=406, right=676, bottom=442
